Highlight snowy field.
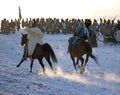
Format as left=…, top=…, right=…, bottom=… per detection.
left=0, top=31, right=120, bottom=95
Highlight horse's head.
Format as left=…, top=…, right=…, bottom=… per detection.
left=21, top=34, right=27, bottom=46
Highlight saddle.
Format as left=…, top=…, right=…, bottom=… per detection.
left=68, top=36, right=85, bottom=48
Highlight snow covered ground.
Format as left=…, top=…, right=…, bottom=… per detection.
left=0, top=31, right=120, bottom=95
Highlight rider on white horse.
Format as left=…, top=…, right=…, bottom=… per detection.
left=24, top=20, right=44, bottom=60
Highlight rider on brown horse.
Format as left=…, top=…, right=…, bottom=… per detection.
left=68, top=19, right=93, bottom=50
left=76, top=19, right=93, bottom=40
left=68, top=19, right=98, bottom=73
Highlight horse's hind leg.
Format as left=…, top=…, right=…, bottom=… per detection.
left=84, top=55, right=89, bottom=67
left=45, top=57, right=54, bottom=71
left=38, top=60, right=45, bottom=74
left=71, top=56, right=77, bottom=72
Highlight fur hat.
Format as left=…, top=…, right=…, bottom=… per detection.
left=85, top=19, right=92, bottom=27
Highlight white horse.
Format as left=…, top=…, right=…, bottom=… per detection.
left=114, top=30, right=120, bottom=42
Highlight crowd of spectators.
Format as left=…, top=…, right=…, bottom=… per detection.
left=0, top=18, right=20, bottom=34
left=0, top=17, right=120, bottom=35
left=21, top=17, right=82, bottom=34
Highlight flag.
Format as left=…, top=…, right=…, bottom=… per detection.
left=18, top=6, right=22, bottom=20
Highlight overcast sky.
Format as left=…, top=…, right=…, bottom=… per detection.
left=0, top=0, right=120, bottom=20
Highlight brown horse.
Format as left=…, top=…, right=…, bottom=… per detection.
left=16, top=34, right=57, bottom=74
left=68, top=36, right=99, bottom=74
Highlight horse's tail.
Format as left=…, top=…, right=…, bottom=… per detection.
left=43, top=43, right=57, bottom=64
left=90, top=54, right=99, bottom=66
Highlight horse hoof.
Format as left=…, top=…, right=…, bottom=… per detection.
left=80, top=67, right=85, bottom=74
left=78, top=65, right=81, bottom=68
left=80, top=69, right=84, bottom=74
left=16, top=65, right=19, bottom=67
left=80, top=71, right=84, bottom=74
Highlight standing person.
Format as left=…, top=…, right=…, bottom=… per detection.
left=24, top=20, right=44, bottom=60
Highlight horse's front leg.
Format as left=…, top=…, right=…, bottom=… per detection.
left=80, top=55, right=89, bottom=74
left=76, top=57, right=84, bottom=69
left=80, top=57, right=84, bottom=67
left=30, top=59, right=34, bottom=72
left=45, top=57, right=55, bottom=74
left=17, top=46, right=28, bottom=67
left=16, top=57, right=26, bottom=67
